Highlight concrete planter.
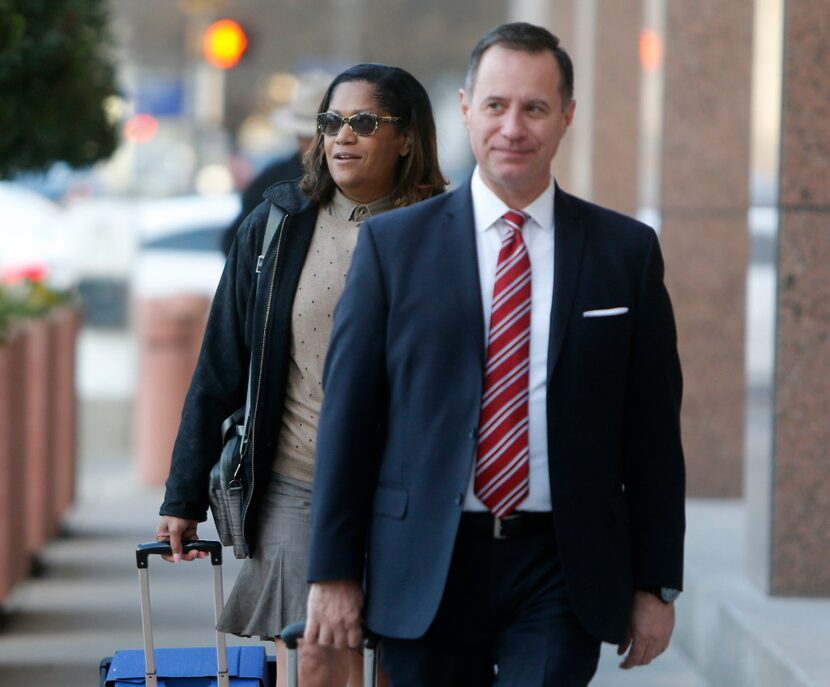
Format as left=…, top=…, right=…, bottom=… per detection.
left=134, top=295, right=211, bottom=486
left=51, top=306, right=80, bottom=520
left=23, top=316, right=56, bottom=555
left=0, top=327, right=28, bottom=599
left=1, top=304, right=80, bottom=596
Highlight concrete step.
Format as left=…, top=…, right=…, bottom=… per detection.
left=676, top=501, right=830, bottom=687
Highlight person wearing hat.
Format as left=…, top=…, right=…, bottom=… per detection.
left=222, top=70, right=332, bottom=256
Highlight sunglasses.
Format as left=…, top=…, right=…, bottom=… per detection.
left=316, top=111, right=401, bottom=137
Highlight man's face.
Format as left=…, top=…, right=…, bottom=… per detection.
left=460, top=45, right=575, bottom=205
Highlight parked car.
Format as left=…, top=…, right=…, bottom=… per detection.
left=0, top=182, right=79, bottom=289
left=131, top=193, right=240, bottom=299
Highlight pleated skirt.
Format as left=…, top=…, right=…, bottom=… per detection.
left=216, top=472, right=312, bottom=640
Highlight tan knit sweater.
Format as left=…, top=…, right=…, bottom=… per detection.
left=272, top=190, right=395, bottom=481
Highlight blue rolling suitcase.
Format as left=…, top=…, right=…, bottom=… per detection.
left=101, top=540, right=270, bottom=686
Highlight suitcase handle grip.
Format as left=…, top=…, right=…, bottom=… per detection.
left=136, top=540, right=223, bottom=568
left=280, top=620, right=380, bottom=650
left=281, top=621, right=306, bottom=649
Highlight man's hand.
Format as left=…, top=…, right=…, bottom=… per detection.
left=617, top=590, right=675, bottom=669
left=156, top=516, right=207, bottom=563
left=305, top=580, right=364, bottom=650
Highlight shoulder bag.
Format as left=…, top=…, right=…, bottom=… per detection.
left=208, top=203, right=284, bottom=558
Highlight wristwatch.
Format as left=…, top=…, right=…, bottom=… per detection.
left=642, top=587, right=680, bottom=604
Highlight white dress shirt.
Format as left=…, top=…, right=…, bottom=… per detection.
left=463, top=166, right=555, bottom=513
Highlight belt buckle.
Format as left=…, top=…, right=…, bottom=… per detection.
left=493, top=513, right=518, bottom=540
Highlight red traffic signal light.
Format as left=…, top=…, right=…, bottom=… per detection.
left=203, top=19, right=248, bottom=69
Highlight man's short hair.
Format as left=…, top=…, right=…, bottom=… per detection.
left=465, top=22, right=574, bottom=110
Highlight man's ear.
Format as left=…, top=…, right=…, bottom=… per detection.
left=563, top=98, right=576, bottom=129
left=459, top=88, right=471, bottom=127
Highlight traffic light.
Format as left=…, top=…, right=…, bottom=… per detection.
left=203, top=19, right=248, bottom=69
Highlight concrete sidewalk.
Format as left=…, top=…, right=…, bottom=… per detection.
left=0, top=454, right=708, bottom=686
left=0, top=456, right=250, bottom=686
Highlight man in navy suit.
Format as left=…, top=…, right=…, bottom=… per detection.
left=304, top=22, right=685, bottom=686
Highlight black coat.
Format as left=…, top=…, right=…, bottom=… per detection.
left=161, top=181, right=318, bottom=556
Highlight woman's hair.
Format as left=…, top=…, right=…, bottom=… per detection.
left=301, top=63, right=447, bottom=208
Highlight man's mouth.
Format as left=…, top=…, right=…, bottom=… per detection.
left=494, top=147, right=533, bottom=155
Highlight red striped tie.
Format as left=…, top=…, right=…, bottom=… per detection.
left=475, top=210, right=531, bottom=518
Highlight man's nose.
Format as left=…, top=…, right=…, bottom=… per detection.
left=500, top=109, right=526, bottom=140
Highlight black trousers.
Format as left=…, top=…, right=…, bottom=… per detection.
left=380, top=514, right=601, bottom=687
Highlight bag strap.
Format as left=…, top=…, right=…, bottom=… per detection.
left=241, top=203, right=285, bottom=446
left=256, top=202, right=282, bottom=274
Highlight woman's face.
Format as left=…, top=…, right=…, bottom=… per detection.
left=323, top=80, right=411, bottom=204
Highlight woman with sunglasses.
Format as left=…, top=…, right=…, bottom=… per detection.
left=156, top=63, right=446, bottom=687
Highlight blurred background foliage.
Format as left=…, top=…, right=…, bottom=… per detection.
left=0, top=272, right=74, bottom=343
left=0, top=0, right=120, bottom=179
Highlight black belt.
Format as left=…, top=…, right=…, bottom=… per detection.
left=460, top=512, right=553, bottom=540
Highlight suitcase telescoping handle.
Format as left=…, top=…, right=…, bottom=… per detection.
left=281, top=621, right=379, bottom=687
left=135, top=540, right=229, bottom=687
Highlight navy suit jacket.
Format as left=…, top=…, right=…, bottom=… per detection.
left=307, top=182, right=685, bottom=644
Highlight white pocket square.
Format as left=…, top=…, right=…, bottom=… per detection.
left=583, top=307, right=629, bottom=318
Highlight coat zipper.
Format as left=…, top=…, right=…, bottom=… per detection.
left=242, top=212, right=288, bottom=540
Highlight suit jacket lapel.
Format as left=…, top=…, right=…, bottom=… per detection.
left=444, top=183, right=486, bottom=369
left=439, top=181, right=583, bottom=381
left=548, top=185, right=585, bottom=377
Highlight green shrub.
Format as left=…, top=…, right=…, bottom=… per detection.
left=0, top=0, right=120, bottom=178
